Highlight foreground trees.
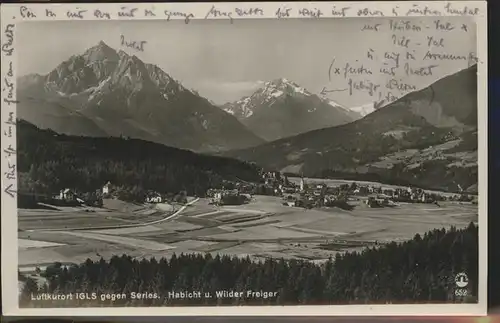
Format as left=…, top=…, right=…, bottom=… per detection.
left=20, top=223, right=478, bottom=307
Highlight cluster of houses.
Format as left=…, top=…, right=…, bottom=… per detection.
left=43, top=178, right=199, bottom=209
left=50, top=182, right=115, bottom=207
left=280, top=179, right=350, bottom=209
left=40, top=170, right=476, bottom=211
left=257, top=172, right=476, bottom=210
left=206, top=188, right=252, bottom=206
left=50, top=181, right=168, bottom=206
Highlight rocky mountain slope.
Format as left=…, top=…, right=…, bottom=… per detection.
left=221, top=78, right=360, bottom=141
left=17, top=41, right=264, bottom=152
left=224, top=65, right=478, bottom=193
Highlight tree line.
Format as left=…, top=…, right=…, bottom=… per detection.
left=20, top=223, right=478, bottom=307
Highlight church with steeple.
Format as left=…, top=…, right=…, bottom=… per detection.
left=299, top=175, right=306, bottom=192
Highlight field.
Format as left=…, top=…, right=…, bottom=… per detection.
left=18, top=194, right=478, bottom=273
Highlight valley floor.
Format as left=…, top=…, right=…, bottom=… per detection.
left=18, top=193, right=478, bottom=273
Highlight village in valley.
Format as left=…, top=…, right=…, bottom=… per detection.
left=44, top=170, right=477, bottom=211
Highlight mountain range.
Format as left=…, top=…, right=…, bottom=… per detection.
left=17, top=41, right=264, bottom=153
left=18, top=41, right=478, bottom=193
left=221, top=78, right=360, bottom=141
left=224, top=65, right=478, bottom=193
left=18, top=41, right=374, bottom=151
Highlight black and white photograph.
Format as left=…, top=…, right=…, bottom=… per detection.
left=1, top=1, right=487, bottom=316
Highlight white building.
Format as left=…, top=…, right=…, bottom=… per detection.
left=58, top=188, right=75, bottom=201
left=146, top=193, right=162, bottom=203
left=102, top=181, right=112, bottom=195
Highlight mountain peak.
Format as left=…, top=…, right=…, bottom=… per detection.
left=94, top=40, right=115, bottom=52
left=221, top=77, right=358, bottom=141
left=267, top=77, right=298, bottom=88
left=262, top=77, right=311, bottom=98
left=84, top=41, right=119, bottom=63
left=270, top=77, right=291, bottom=85
left=17, top=42, right=264, bottom=152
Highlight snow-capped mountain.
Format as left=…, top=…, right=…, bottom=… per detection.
left=17, top=41, right=264, bottom=152
left=221, top=78, right=360, bottom=141
left=222, top=78, right=312, bottom=119
left=226, top=65, right=478, bottom=193
left=350, top=102, right=377, bottom=117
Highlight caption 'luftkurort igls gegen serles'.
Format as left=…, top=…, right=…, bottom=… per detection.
left=29, top=290, right=279, bottom=302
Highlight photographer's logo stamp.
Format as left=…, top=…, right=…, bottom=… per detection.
left=454, top=272, right=469, bottom=297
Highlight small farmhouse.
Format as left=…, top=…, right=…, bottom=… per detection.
left=57, top=188, right=76, bottom=201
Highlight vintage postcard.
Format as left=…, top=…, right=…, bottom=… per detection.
left=1, top=1, right=488, bottom=316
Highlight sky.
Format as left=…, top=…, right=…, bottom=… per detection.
left=17, top=17, right=477, bottom=107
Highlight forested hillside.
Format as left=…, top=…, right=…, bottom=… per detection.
left=17, top=120, right=261, bottom=200
left=20, top=223, right=478, bottom=307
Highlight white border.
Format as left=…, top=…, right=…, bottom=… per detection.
left=1, top=1, right=488, bottom=316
